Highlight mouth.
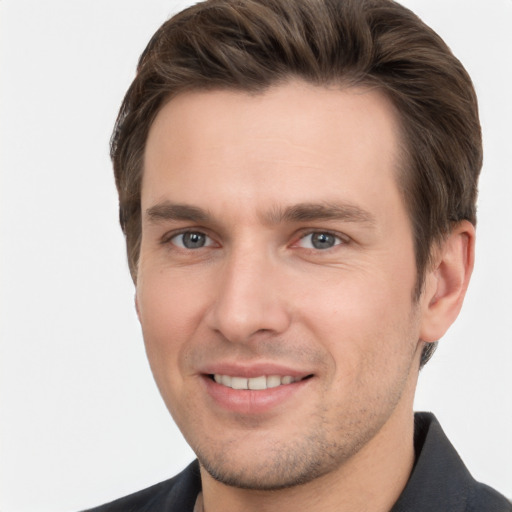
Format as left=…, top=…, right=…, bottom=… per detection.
left=209, top=373, right=313, bottom=390
left=202, top=370, right=314, bottom=413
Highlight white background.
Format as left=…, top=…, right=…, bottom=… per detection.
left=1, top=1, right=511, bottom=510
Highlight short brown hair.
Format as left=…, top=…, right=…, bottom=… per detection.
left=111, top=0, right=482, bottom=366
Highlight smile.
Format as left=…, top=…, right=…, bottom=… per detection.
left=212, top=374, right=307, bottom=390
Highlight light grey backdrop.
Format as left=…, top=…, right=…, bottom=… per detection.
left=1, top=1, right=511, bottom=510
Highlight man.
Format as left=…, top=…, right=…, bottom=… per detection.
left=86, top=0, right=511, bottom=510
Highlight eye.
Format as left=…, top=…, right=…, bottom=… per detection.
left=170, top=231, right=214, bottom=249
left=297, top=231, right=344, bottom=250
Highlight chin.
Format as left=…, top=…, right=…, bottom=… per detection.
left=193, top=426, right=365, bottom=491
left=199, top=453, right=335, bottom=491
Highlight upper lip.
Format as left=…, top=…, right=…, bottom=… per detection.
left=199, top=362, right=313, bottom=379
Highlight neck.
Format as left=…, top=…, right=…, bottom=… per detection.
left=199, top=399, right=417, bottom=512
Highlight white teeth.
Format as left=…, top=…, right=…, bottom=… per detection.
left=212, top=374, right=302, bottom=390
left=248, top=375, right=267, bottom=390
left=231, top=377, right=248, bottom=390
left=266, top=375, right=281, bottom=388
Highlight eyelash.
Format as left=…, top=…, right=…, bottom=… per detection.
left=161, top=229, right=349, bottom=252
left=294, top=230, right=347, bottom=250
left=162, top=229, right=216, bottom=249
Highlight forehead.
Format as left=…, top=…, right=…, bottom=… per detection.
left=142, top=81, right=404, bottom=221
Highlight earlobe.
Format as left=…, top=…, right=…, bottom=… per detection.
left=419, top=221, right=475, bottom=343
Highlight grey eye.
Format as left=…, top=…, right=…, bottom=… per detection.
left=311, top=233, right=336, bottom=249
left=172, top=232, right=211, bottom=249
left=298, top=232, right=342, bottom=250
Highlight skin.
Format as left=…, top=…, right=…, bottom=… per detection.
left=136, top=81, right=474, bottom=512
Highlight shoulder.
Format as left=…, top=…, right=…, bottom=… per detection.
left=467, top=482, right=512, bottom=512
left=392, top=413, right=511, bottom=512
left=80, top=460, right=201, bottom=512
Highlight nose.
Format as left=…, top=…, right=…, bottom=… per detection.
left=205, top=247, right=292, bottom=343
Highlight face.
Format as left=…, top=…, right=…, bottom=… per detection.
left=137, top=81, right=426, bottom=490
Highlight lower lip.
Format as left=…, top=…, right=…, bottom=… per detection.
left=202, top=375, right=311, bottom=414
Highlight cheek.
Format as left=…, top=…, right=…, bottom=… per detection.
left=300, top=277, right=420, bottom=425
left=138, top=264, right=208, bottom=330
left=299, top=262, right=418, bottom=368
left=136, top=269, right=208, bottom=381
left=303, top=269, right=412, bottom=327
left=135, top=271, right=211, bottom=433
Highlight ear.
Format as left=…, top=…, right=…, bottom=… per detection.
left=134, top=292, right=141, bottom=321
left=419, top=220, right=475, bottom=343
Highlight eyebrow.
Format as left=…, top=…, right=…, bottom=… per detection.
left=145, top=202, right=211, bottom=223
left=264, top=202, right=376, bottom=225
left=144, top=201, right=375, bottom=226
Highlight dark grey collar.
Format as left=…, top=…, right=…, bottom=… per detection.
left=391, top=412, right=510, bottom=511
